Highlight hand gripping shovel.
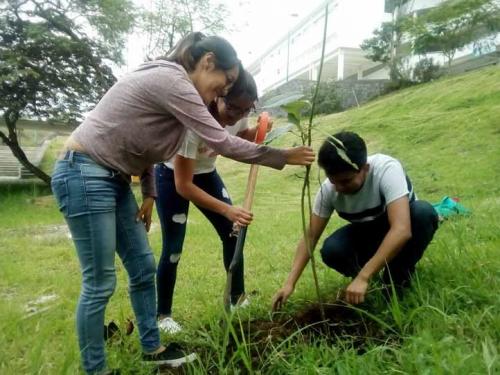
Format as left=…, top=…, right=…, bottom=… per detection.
left=224, top=112, right=269, bottom=312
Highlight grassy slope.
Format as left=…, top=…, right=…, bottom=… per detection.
left=0, top=66, right=499, bottom=374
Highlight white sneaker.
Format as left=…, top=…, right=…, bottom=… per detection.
left=230, top=295, right=250, bottom=312
left=158, top=317, right=182, bottom=334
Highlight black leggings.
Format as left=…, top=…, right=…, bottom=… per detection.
left=320, top=200, right=439, bottom=286
left=154, top=164, right=244, bottom=316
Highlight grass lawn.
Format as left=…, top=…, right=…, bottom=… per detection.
left=0, top=66, right=499, bottom=374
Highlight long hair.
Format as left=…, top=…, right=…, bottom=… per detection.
left=226, top=68, right=258, bottom=102
left=164, top=32, right=239, bottom=72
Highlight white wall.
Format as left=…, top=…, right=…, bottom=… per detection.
left=251, top=0, right=389, bottom=94
left=400, top=0, right=444, bottom=15
left=362, top=66, right=391, bottom=80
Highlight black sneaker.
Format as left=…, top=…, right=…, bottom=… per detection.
left=142, top=343, right=197, bottom=368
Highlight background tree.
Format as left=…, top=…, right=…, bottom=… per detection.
left=140, top=0, right=229, bottom=59
left=0, top=0, right=135, bottom=184
left=360, top=20, right=412, bottom=84
left=361, top=21, right=397, bottom=65
left=363, top=0, right=500, bottom=84
left=408, top=0, right=500, bottom=68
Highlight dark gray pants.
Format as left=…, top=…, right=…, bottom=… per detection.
left=320, top=200, right=439, bottom=285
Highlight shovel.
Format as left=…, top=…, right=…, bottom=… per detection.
left=224, top=112, right=269, bottom=312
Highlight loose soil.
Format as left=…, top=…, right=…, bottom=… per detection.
left=228, top=301, right=391, bottom=354
left=187, top=299, right=399, bottom=373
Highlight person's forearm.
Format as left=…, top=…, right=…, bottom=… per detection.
left=284, top=235, right=319, bottom=288
left=140, top=165, right=157, bottom=199
left=177, top=182, right=229, bottom=216
left=358, top=227, right=412, bottom=280
left=237, top=127, right=257, bottom=142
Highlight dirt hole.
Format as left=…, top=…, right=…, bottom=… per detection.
left=231, top=302, right=393, bottom=353
left=192, top=299, right=400, bottom=372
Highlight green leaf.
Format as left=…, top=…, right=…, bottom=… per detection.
left=327, top=135, right=347, bottom=151
left=281, top=100, right=311, bottom=119
left=325, top=137, right=359, bottom=171
left=287, top=113, right=301, bottom=130
left=263, top=124, right=295, bottom=145
left=281, top=100, right=311, bottom=132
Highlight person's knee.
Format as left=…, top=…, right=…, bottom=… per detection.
left=320, top=236, right=336, bottom=267
left=320, top=231, right=362, bottom=277
left=211, top=216, right=235, bottom=243
left=410, top=200, right=439, bottom=232
left=396, top=201, right=438, bottom=267
left=168, top=252, right=182, bottom=264
left=171, top=212, right=187, bottom=225
left=129, top=252, right=156, bottom=289
left=106, top=276, right=117, bottom=298
left=160, top=235, right=184, bottom=265
left=82, top=272, right=117, bottom=300
left=320, top=235, right=349, bottom=267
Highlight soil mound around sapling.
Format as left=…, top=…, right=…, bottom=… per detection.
left=217, top=299, right=397, bottom=364
left=288, top=302, right=391, bottom=351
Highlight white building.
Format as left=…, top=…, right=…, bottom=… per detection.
left=386, top=0, right=443, bottom=14
left=247, top=0, right=390, bottom=95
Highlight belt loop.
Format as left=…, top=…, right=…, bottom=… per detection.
left=68, top=150, right=75, bottom=167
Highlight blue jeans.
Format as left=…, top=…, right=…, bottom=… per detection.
left=154, top=164, right=244, bottom=316
left=51, top=151, right=160, bottom=374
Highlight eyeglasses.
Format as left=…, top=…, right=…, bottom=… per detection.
left=222, top=97, right=255, bottom=117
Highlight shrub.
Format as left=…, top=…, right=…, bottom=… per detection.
left=413, top=57, right=442, bottom=83
left=305, top=81, right=341, bottom=116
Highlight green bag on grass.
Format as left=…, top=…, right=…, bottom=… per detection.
left=432, top=196, right=470, bottom=219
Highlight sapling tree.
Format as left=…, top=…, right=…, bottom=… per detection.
left=265, top=3, right=331, bottom=321
left=266, top=3, right=359, bottom=320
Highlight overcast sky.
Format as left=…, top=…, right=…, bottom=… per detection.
left=219, top=0, right=328, bottom=66
left=123, top=0, right=386, bottom=75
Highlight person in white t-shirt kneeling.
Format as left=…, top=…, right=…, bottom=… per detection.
left=272, top=131, right=438, bottom=310
left=155, top=70, right=269, bottom=333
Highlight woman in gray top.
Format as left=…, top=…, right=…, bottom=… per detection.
left=51, top=32, right=314, bottom=374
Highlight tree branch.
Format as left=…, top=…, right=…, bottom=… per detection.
left=2, top=112, right=51, bottom=184
left=0, top=129, right=11, bottom=146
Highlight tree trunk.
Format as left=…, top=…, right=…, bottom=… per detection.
left=1, top=113, right=51, bottom=185
left=445, top=50, right=455, bottom=71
